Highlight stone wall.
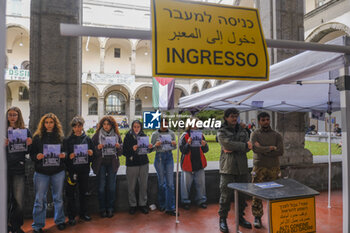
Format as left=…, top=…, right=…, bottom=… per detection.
left=22, top=160, right=342, bottom=218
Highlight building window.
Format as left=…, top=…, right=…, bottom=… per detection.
left=114, top=48, right=121, bottom=58
left=88, top=97, right=98, bottom=115
left=11, top=0, right=22, bottom=16
left=135, top=97, right=142, bottom=115
left=105, top=91, right=126, bottom=115
left=18, top=86, right=29, bottom=101
left=21, top=60, right=30, bottom=70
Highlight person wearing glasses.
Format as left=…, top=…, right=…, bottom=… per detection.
left=5, top=107, right=32, bottom=233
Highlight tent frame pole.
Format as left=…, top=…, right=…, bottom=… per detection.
left=175, top=112, right=180, bottom=223
left=327, top=112, right=332, bottom=209
left=335, top=74, right=350, bottom=233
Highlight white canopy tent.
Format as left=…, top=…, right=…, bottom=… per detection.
left=179, top=36, right=348, bottom=112
left=178, top=36, right=350, bottom=212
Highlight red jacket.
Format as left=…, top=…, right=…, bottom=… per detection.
left=180, top=132, right=208, bottom=172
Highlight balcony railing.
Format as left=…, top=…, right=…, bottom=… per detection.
left=5, top=69, right=136, bottom=86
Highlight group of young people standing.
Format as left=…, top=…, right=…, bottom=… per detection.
left=6, top=107, right=210, bottom=233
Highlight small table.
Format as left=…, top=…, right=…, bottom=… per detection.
left=228, top=178, right=319, bottom=233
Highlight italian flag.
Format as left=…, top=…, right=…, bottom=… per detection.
left=152, top=77, right=175, bottom=110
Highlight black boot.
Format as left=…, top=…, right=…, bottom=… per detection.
left=239, top=216, right=252, bottom=229
left=219, top=217, right=229, bottom=233
left=254, top=216, right=262, bottom=229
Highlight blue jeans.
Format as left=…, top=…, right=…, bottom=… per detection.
left=154, top=151, right=175, bottom=211
left=32, top=171, right=65, bottom=231
left=181, top=169, right=207, bottom=205
left=97, top=164, right=117, bottom=212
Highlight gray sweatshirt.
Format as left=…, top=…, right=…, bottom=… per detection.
left=151, top=129, right=177, bottom=153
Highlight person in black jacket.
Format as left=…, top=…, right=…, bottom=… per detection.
left=92, top=116, right=122, bottom=218
left=123, top=120, right=152, bottom=215
left=30, top=113, right=66, bottom=232
left=5, top=107, right=32, bottom=233
left=64, top=116, right=95, bottom=225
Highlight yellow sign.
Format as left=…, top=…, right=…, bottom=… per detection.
left=151, top=0, right=269, bottom=80
left=270, top=197, right=316, bottom=233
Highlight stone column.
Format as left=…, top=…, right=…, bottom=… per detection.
left=130, top=39, right=138, bottom=75
left=29, top=0, right=82, bottom=135
left=98, top=96, right=105, bottom=119
left=100, top=46, right=105, bottom=74
left=258, top=0, right=312, bottom=165
left=129, top=95, right=135, bottom=124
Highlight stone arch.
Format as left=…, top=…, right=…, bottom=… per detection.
left=6, top=24, right=30, bottom=35
left=6, top=25, right=30, bottom=69
left=82, top=37, right=101, bottom=73
left=202, top=81, right=212, bottom=91
left=84, top=81, right=101, bottom=96
left=133, top=85, right=153, bottom=114
left=132, top=84, right=153, bottom=98
left=214, top=80, right=223, bottom=86
left=6, top=81, right=29, bottom=89
left=6, top=84, right=12, bottom=109
left=191, top=84, right=199, bottom=94
left=135, top=40, right=151, bottom=75
left=102, top=84, right=132, bottom=98
left=305, top=22, right=350, bottom=42
left=104, top=38, right=132, bottom=74
left=175, top=85, right=189, bottom=96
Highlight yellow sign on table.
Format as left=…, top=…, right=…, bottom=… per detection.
left=269, top=197, right=316, bottom=233
left=151, top=0, right=269, bottom=80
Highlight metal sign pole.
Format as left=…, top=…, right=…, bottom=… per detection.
left=60, top=24, right=350, bottom=54
left=0, top=1, right=7, bottom=232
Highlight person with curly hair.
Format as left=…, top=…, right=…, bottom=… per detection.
left=30, top=113, right=66, bottom=232
left=92, top=116, right=122, bottom=218
left=5, top=107, right=32, bottom=233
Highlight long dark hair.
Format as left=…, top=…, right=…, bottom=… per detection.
left=6, top=106, right=25, bottom=129
left=130, top=120, right=143, bottom=135
left=96, top=116, right=121, bottom=138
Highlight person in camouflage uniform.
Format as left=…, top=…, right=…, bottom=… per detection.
left=217, top=108, right=253, bottom=233
left=251, top=112, right=284, bottom=229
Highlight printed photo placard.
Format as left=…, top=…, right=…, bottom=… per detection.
left=43, top=144, right=61, bottom=167
left=137, top=136, right=149, bottom=155
left=8, top=129, right=27, bottom=153
left=73, top=144, right=89, bottom=165
left=101, top=135, right=117, bottom=157
left=191, top=130, right=202, bottom=147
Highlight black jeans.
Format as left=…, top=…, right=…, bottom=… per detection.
left=7, top=173, right=25, bottom=231
left=65, top=170, right=89, bottom=219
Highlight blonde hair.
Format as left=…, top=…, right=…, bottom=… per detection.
left=7, top=106, right=25, bottom=129
left=33, top=113, right=64, bottom=140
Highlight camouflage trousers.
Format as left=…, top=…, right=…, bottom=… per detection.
left=218, top=174, right=249, bottom=218
left=251, top=166, right=281, bottom=218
